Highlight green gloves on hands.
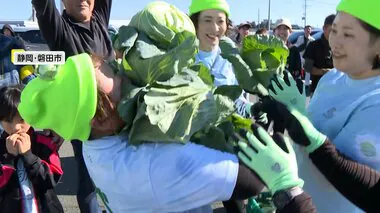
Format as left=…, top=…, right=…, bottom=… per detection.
left=269, top=72, right=306, bottom=115
left=261, top=96, right=327, bottom=153
left=238, top=124, right=304, bottom=194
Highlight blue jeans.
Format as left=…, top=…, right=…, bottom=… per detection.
left=71, top=140, right=102, bottom=213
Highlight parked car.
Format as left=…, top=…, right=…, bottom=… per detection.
left=312, top=31, right=324, bottom=40
left=288, top=29, right=322, bottom=44
left=12, top=26, right=49, bottom=51
left=12, top=25, right=119, bottom=51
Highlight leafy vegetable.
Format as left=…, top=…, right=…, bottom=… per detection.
left=121, top=30, right=198, bottom=87
left=111, top=2, right=283, bottom=150
left=242, top=35, right=289, bottom=87
left=123, top=69, right=241, bottom=145
left=128, top=1, right=196, bottom=49
left=219, top=37, right=268, bottom=96
left=113, top=26, right=138, bottom=54
left=220, top=35, right=289, bottom=94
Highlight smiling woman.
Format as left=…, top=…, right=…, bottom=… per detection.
left=329, top=12, right=380, bottom=79
left=189, top=3, right=231, bottom=52
left=188, top=0, right=254, bottom=212
left=188, top=0, right=252, bottom=119
left=288, top=0, right=380, bottom=212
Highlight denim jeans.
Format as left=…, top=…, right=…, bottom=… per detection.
left=71, top=140, right=102, bottom=213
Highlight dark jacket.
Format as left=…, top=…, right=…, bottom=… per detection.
left=0, top=34, right=24, bottom=87
left=0, top=128, right=64, bottom=213
left=303, top=34, right=333, bottom=92
left=32, top=0, right=113, bottom=60
left=286, top=45, right=302, bottom=78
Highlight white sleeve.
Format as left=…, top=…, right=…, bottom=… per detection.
left=149, top=143, right=239, bottom=212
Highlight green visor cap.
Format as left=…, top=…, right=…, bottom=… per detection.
left=337, top=0, right=380, bottom=30
left=189, top=0, right=231, bottom=17
left=18, top=53, right=98, bottom=142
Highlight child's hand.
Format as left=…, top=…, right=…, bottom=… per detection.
left=16, top=133, right=31, bottom=155
left=6, top=134, right=19, bottom=156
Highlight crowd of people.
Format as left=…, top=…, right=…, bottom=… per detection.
left=0, top=0, right=379, bottom=213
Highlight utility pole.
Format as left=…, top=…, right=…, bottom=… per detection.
left=267, top=0, right=271, bottom=31
left=303, top=0, right=307, bottom=27
left=258, top=8, right=260, bottom=26
left=32, top=7, right=36, bottom=21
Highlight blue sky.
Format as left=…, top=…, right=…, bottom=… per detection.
left=1, top=0, right=340, bottom=28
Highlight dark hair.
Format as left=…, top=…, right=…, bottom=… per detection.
left=324, top=14, right=336, bottom=26
left=0, top=85, right=23, bottom=122
left=1, top=24, right=15, bottom=36
left=190, top=12, right=233, bottom=36
left=357, top=19, right=380, bottom=69
left=256, top=28, right=268, bottom=35
left=304, top=25, right=312, bottom=29
left=90, top=54, right=113, bottom=121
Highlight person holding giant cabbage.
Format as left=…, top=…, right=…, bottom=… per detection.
left=15, top=1, right=280, bottom=213
left=188, top=0, right=253, bottom=121
left=187, top=0, right=262, bottom=212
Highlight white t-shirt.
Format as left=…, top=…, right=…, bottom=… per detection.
left=82, top=136, right=239, bottom=213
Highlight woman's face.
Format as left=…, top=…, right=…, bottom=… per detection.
left=90, top=60, right=125, bottom=139
left=275, top=25, right=291, bottom=43
left=239, top=26, right=250, bottom=37
left=196, top=9, right=227, bottom=51
left=329, top=12, right=380, bottom=78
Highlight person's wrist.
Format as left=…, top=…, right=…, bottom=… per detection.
left=306, top=131, right=327, bottom=153
left=272, top=186, right=304, bottom=210
left=271, top=175, right=304, bottom=194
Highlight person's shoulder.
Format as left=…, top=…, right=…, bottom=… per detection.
left=312, top=37, right=325, bottom=46
left=315, top=68, right=343, bottom=86
left=30, top=129, right=56, bottom=148
left=307, top=39, right=319, bottom=47
left=289, top=45, right=300, bottom=53
left=91, top=9, right=107, bottom=25
left=321, top=68, right=343, bottom=79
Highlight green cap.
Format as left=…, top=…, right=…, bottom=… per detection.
left=18, top=53, right=97, bottom=141
left=337, top=0, right=380, bottom=30
left=189, top=0, right=231, bottom=17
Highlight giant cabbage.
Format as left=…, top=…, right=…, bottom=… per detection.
left=112, top=1, right=253, bottom=148
left=128, top=1, right=196, bottom=49
left=120, top=29, right=198, bottom=87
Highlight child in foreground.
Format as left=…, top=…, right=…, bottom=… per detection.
left=0, top=85, right=64, bottom=213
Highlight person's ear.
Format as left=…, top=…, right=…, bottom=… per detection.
left=90, top=117, right=103, bottom=130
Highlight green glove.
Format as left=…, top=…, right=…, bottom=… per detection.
left=238, top=124, right=304, bottom=194
left=261, top=97, right=327, bottom=153
left=269, top=72, right=306, bottom=115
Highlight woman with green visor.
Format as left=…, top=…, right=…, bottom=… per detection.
left=252, top=0, right=380, bottom=212
left=189, top=0, right=253, bottom=119
left=188, top=1, right=261, bottom=212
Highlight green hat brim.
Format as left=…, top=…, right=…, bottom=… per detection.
left=18, top=53, right=97, bottom=141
